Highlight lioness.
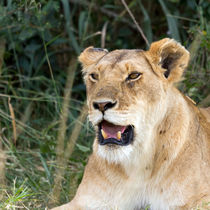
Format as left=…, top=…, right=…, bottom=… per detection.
left=53, top=38, right=210, bottom=210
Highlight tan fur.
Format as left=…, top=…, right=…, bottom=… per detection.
left=52, top=39, right=210, bottom=210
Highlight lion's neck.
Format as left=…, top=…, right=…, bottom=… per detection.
left=156, top=88, right=191, bottom=155
left=123, top=88, right=194, bottom=176
left=145, top=88, right=199, bottom=178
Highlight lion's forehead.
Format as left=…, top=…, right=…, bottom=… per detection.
left=101, top=49, right=140, bottom=61
left=95, top=50, right=152, bottom=76
left=97, top=50, right=145, bottom=66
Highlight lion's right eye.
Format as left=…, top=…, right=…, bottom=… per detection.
left=89, top=73, right=99, bottom=81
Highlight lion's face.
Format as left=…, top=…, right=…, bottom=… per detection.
left=79, top=39, right=189, bottom=163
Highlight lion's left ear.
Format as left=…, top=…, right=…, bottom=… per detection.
left=145, top=38, right=190, bottom=83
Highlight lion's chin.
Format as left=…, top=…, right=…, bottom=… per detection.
left=97, top=143, right=134, bottom=163
left=97, top=120, right=134, bottom=146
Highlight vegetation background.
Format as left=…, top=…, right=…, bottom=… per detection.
left=0, top=0, right=209, bottom=209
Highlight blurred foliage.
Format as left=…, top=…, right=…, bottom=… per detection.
left=0, top=0, right=209, bottom=208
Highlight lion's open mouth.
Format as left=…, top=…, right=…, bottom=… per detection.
left=98, top=120, right=134, bottom=146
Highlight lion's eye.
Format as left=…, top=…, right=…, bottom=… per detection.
left=127, top=72, right=142, bottom=81
left=89, top=73, right=99, bottom=81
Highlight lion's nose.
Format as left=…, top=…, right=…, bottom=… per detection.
left=93, top=101, right=116, bottom=112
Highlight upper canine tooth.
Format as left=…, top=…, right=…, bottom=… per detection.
left=117, top=131, right=121, bottom=140
left=101, top=129, right=108, bottom=139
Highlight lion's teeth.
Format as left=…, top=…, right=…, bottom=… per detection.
left=101, top=129, right=108, bottom=139
left=117, top=131, right=121, bottom=140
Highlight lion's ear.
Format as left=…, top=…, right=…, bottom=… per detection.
left=78, top=47, right=108, bottom=68
left=146, top=38, right=190, bottom=83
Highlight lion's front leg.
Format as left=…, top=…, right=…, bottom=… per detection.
left=50, top=187, right=106, bottom=210
left=51, top=184, right=112, bottom=210
left=51, top=154, right=114, bottom=210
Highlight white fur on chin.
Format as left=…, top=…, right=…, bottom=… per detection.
left=97, top=144, right=134, bottom=163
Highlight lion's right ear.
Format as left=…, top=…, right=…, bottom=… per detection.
left=78, top=47, right=108, bottom=68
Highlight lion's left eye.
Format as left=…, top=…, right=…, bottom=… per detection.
left=127, top=72, right=142, bottom=81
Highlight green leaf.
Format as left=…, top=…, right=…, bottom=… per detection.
left=76, top=143, right=90, bottom=153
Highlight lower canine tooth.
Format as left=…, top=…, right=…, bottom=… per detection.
left=117, top=131, right=121, bottom=140
left=101, top=129, right=108, bottom=139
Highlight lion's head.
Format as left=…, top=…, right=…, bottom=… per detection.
left=79, top=38, right=190, bottom=163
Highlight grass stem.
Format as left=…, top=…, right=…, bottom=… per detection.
left=49, top=57, right=78, bottom=205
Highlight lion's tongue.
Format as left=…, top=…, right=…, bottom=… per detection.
left=101, top=121, right=126, bottom=139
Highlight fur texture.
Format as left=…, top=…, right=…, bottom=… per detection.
left=52, top=39, right=210, bottom=210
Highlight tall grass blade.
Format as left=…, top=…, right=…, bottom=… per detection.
left=0, top=37, right=6, bottom=195
left=62, top=0, right=80, bottom=54
left=49, top=57, right=78, bottom=205
left=137, top=0, right=153, bottom=45
left=39, top=153, right=52, bottom=185
left=0, top=137, right=6, bottom=199
left=158, top=0, right=181, bottom=42
left=16, top=102, right=33, bottom=140
left=78, top=11, right=87, bottom=41
left=0, top=38, right=5, bottom=75
left=121, top=0, right=149, bottom=47
left=8, top=98, right=17, bottom=145
left=49, top=103, right=87, bottom=207
left=64, top=104, right=88, bottom=161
